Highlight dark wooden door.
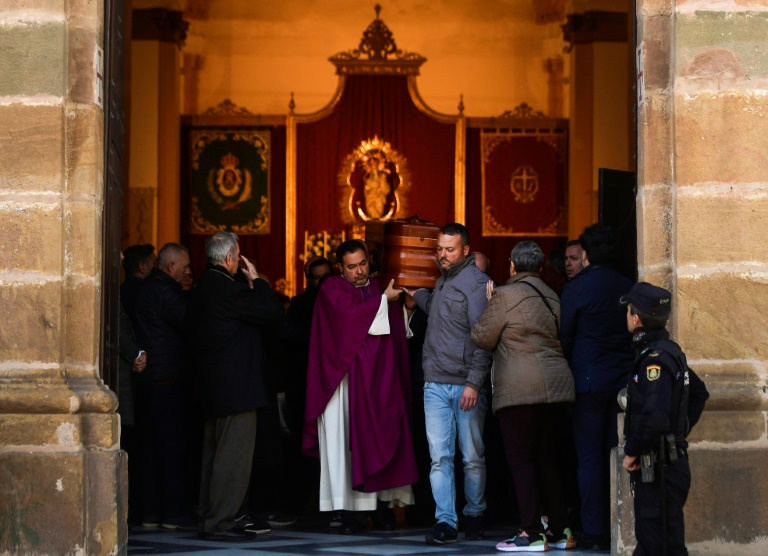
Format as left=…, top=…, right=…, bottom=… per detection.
left=599, top=168, right=637, bottom=282
left=101, top=0, right=127, bottom=391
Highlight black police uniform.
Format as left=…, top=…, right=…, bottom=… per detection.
left=623, top=328, right=709, bottom=556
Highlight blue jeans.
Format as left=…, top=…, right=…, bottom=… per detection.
left=424, top=382, right=488, bottom=529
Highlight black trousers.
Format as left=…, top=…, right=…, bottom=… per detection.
left=631, top=457, right=691, bottom=555
left=496, top=403, right=569, bottom=535
left=136, top=382, right=188, bottom=522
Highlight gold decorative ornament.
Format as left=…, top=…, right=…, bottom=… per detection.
left=202, top=99, right=254, bottom=116
left=338, top=136, right=411, bottom=224
left=329, top=5, right=427, bottom=76
left=498, top=102, right=547, bottom=119
left=510, top=166, right=539, bottom=204
left=284, top=5, right=465, bottom=296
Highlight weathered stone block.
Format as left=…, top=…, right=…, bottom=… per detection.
left=0, top=282, right=61, bottom=362
left=677, top=189, right=768, bottom=265
left=687, top=447, right=768, bottom=548
left=614, top=445, right=768, bottom=554
left=636, top=267, right=673, bottom=291
left=63, top=280, right=99, bottom=364
left=689, top=410, right=766, bottom=442
left=67, top=0, right=104, bottom=28
left=0, top=450, right=126, bottom=555
left=66, top=24, right=99, bottom=104
left=637, top=0, right=674, bottom=16
left=0, top=452, right=84, bottom=554
left=675, top=92, right=768, bottom=186
left=3, top=0, right=65, bottom=13
left=0, top=414, right=82, bottom=447
left=66, top=372, right=119, bottom=416
left=0, top=380, right=81, bottom=415
left=0, top=202, right=63, bottom=274
left=638, top=92, right=673, bottom=186
left=677, top=12, right=768, bottom=82
left=80, top=413, right=119, bottom=449
left=0, top=105, right=64, bottom=191
left=637, top=183, right=672, bottom=269
left=678, top=0, right=768, bottom=9
left=84, top=450, right=125, bottom=556
left=64, top=200, right=99, bottom=277
left=0, top=23, right=65, bottom=97
left=66, top=104, right=104, bottom=200
left=676, top=275, right=768, bottom=360
left=639, top=13, right=673, bottom=90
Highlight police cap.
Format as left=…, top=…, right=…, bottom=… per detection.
left=620, top=281, right=671, bottom=317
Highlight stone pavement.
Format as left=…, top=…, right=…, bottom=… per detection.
left=128, top=521, right=607, bottom=555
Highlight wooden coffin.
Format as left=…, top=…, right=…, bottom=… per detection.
left=376, top=217, right=441, bottom=290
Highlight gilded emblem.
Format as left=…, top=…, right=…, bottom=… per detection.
left=338, top=136, right=411, bottom=223
left=510, top=166, right=539, bottom=204
left=209, top=153, right=252, bottom=210
left=189, top=129, right=270, bottom=235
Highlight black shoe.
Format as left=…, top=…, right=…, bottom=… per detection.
left=575, top=531, right=610, bottom=551
left=258, top=511, right=297, bottom=527
left=425, top=522, right=458, bottom=545
left=233, top=515, right=271, bottom=535
left=339, top=517, right=366, bottom=535
left=371, top=501, right=396, bottom=531
left=197, top=528, right=257, bottom=541
left=160, top=514, right=198, bottom=531
left=464, top=514, right=485, bottom=540
left=329, top=511, right=343, bottom=527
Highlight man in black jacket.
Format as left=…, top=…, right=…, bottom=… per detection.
left=134, top=242, right=192, bottom=529
left=187, top=231, right=284, bottom=540
left=121, top=243, right=156, bottom=327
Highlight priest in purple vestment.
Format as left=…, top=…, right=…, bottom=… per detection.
left=302, top=239, right=418, bottom=530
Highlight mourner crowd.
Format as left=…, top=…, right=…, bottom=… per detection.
left=117, top=223, right=708, bottom=553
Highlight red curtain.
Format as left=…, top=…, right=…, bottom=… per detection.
left=295, top=75, right=456, bottom=287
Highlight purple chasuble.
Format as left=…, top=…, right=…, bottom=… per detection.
left=302, top=275, right=418, bottom=493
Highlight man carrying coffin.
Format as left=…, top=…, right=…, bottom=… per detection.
left=303, top=239, right=418, bottom=533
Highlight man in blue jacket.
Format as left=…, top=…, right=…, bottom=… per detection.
left=560, top=223, right=634, bottom=550
left=405, top=223, right=492, bottom=545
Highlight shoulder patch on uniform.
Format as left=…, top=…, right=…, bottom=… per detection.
left=646, top=365, right=661, bottom=381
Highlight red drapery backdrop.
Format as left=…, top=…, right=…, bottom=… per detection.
left=295, top=75, right=456, bottom=289
left=465, top=128, right=568, bottom=286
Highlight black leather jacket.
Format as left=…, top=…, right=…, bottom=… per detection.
left=134, top=268, right=187, bottom=383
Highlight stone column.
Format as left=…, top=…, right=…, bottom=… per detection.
left=127, top=8, right=187, bottom=247
left=563, top=0, right=633, bottom=239
left=624, top=0, right=768, bottom=553
left=0, top=1, right=126, bottom=554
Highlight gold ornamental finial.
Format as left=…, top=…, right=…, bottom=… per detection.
left=288, top=92, right=295, bottom=114
left=458, top=94, right=465, bottom=115
left=329, top=6, right=426, bottom=74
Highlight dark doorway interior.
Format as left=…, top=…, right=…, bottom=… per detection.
left=598, top=168, right=637, bottom=282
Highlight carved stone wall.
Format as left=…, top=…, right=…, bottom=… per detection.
left=0, top=1, right=125, bottom=554
left=619, top=1, right=768, bottom=553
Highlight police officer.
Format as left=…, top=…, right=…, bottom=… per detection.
left=620, top=282, right=709, bottom=556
